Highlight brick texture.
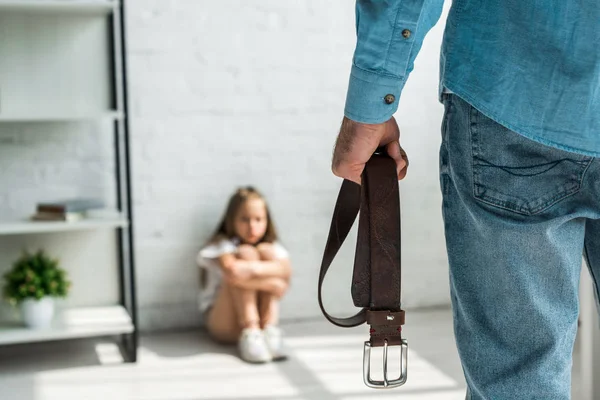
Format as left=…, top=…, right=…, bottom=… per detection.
left=125, top=0, right=452, bottom=331
left=0, top=1, right=451, bottom=332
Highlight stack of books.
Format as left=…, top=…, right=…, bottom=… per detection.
left=31, top=198, right=105, bottom=222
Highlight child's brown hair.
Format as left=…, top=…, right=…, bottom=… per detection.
left=209, top=186, right=279, bottom=244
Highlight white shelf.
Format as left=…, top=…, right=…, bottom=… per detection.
left=0, top=111, right=123, bottom=122
left=0, top=218, right=128, bottom=235
left=0, top=305, right=133, bottom=345
left=0, top=0, right=117, bottom=14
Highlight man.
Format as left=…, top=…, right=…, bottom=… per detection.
left=331, top=1, right=600, bottom=399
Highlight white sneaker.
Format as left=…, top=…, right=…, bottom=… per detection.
left=238, top=328, right=272, bottom=363
left=263, top=325, right=288, bottom=361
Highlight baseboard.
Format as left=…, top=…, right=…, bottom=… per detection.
left=138, top=302, right=204, bottom=333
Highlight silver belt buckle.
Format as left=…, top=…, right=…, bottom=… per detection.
left=363, top=339, right=408, bottom=388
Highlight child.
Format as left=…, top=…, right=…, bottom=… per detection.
left=197, top=186, right=291, bottom=363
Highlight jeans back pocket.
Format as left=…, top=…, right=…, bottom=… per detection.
left=469, top=105, right=593, bottom=215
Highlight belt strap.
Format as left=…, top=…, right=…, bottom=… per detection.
left=318, top=149, right=407, bottom=388
left=317, top=149, right=405, bottom=346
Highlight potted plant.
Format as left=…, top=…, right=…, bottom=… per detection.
left=2, top=249, right=71, bottom=329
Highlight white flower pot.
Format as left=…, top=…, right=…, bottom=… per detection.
left=20, top=297, right=54, bottom=329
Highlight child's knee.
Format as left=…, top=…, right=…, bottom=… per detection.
left=256, top=242, right=276, bottom=260
left=269, top=278, right=289, bottom=298
left=237, top=244, right=260, bottom=260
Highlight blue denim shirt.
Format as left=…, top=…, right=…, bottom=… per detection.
left=344, top=0, right=600, bottom=157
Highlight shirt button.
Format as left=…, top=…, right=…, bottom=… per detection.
left=402, top=29, right=411, bottom=39
left=384, top=94, right=396, bottom=104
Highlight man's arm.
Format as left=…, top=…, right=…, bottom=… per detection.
left=333, top=1, right=444, bottom=184
left=345, top=0, right=445, bottom=124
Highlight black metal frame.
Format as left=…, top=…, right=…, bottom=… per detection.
left=0, top=2, right=138, bottom=363
left=110, top=0, right=138, bottom=363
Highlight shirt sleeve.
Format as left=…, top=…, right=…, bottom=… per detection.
left=196, top=239, right=237, bottom=265
left=272, top=242, right=290, bottom=259
left=344, top=0, right=445, bottom=124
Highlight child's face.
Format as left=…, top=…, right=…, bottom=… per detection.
left=234, top=198, right=268, bottom=245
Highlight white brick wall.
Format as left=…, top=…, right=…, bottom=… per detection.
left=0, top=1, right=451, bottom=332
left=125, top=0, right=452, bottom=331
left=0, top=122, right=116, bottom=219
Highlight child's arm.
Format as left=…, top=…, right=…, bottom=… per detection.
left=218, top=255, right=291, bottom=280
left=249, top=242, right=291, bottom=280
left=217, top=253, right=256, bottom=280
left=224, top=276, right=288, bottom=298
left=251, top=258, right=291, bottom=280
left=217, top=252, right=289, bottom=296
left=218, top=246, right=291, bottom=280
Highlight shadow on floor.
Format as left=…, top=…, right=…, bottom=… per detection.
left=0, top=308, right=467, bottom=400
left=0, top=307, right=588, bottom=400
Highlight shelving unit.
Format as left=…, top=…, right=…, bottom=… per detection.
left=0, top=0, right=117, bottom=14
left=0, top=218, right=128, bottom=235
left=0, top=111, right=124, bottom=122
left=0, top=1, right=137, bottom=362
left=0, top=305, right=133, bottom=346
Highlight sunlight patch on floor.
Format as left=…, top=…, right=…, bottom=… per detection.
left=11, top=333, right=465, bottom=400
left=286, top=334, right=461, bottom=398
left=31, top=345, right=298, bottom=400
left=339, top=390, right=466, bottom=400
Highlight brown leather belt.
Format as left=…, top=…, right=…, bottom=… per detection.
left=318, top=148, right=408, bottom=389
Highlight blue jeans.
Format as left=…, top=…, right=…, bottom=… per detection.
left=440, top=94, right=600, bottom=399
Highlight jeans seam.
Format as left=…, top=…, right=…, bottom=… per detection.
left=469, top=98, right=477, bottom=202
left=440, top=94, right=452, bottom=196
left=583, top=239, right=600, bottom=308
left=474, top=185, right=582, bottom=216
left=578, top=157, right=594, bottom=188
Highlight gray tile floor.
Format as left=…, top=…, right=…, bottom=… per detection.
left=0, top=308, right=584, bottom=400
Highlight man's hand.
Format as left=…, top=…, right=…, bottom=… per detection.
left=332, top=116, right=408, bottom=184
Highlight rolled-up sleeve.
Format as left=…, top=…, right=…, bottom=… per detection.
left=344, top=0, right=445, bottom=124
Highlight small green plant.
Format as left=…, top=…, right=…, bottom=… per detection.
left=2, top=250, right=71, bottom=305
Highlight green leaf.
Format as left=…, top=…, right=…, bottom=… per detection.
left=1, top=249, right=70, bottom=303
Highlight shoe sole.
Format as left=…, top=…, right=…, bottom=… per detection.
left=240, top=354, right=272, bottom=364
left=243, top=359, right=272, bottom=364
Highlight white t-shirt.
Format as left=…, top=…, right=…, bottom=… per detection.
left=196, top=238, right=289, bottom=314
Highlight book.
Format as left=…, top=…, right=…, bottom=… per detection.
left=36, top=198, right=105, bottom=214
left=31, top=211, right=85, bottom=223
